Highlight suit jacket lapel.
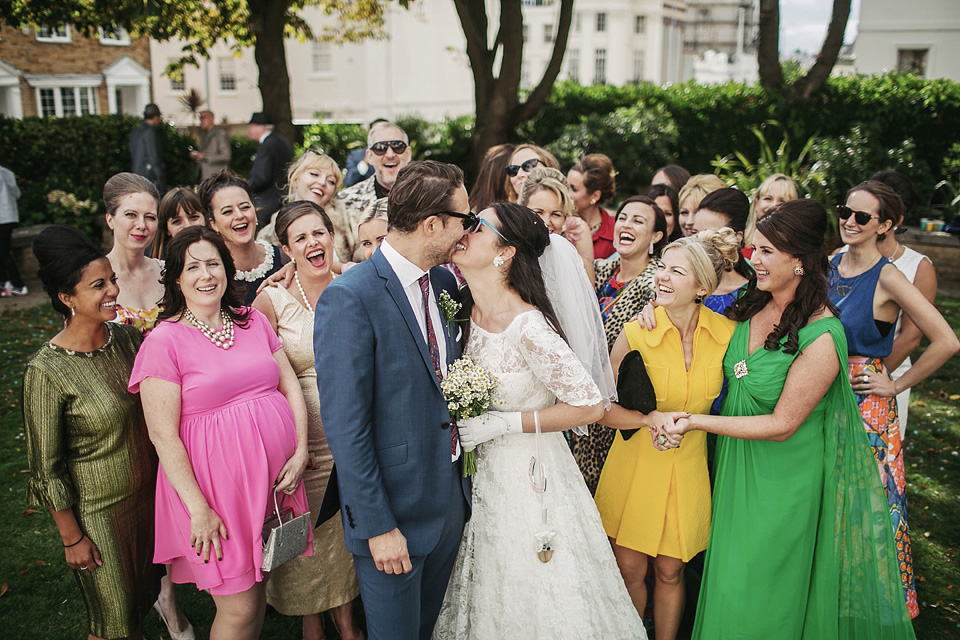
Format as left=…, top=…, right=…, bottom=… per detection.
left=431, top=270, right=460, bottom=365
left=373, top=251, right=442, bottom=392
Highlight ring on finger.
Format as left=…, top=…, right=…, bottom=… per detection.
left=656, top=434, right=667, bottom=446
left=861, top=374, right=868, bottom=383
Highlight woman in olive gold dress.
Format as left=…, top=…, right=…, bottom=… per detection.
left=23, top=225, right=161, bottom=639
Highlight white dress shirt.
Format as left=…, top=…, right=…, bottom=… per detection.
left=380, top=240, right=459, bottom=460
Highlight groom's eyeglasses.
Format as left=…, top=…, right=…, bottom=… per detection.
left=437, top=211, right=508, bottom=241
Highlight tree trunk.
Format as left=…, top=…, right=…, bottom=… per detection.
left=756, top=0, right=783, bottom=90
left=249, top=0, right=297, bottom=144
left=792, top=0, right=852, bottom=99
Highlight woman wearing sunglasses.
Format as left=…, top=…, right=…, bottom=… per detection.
left=504, top=144, right=559, bottom=203
left=829, top=180, right=959, bottom=619
left=568, top=153, right=618, bottom=260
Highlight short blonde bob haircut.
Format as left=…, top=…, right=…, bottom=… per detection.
left=745, top=173, right=799, bottom=244
left=677, top=174, right=725, bottom=214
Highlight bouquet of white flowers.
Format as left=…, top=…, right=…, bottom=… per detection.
left=441, top=355, right=498, bottom=476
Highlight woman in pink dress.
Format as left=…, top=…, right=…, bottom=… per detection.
left=130, top=225, right=311, bottom=640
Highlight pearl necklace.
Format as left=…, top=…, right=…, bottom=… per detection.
left=235, top=240, right=275, bottom=282
left=184, top=308, right=235, bottom=349
left=294, top=271, right=313, bottom=312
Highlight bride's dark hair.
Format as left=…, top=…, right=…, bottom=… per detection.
left=458, top=201, right=566, bottom=345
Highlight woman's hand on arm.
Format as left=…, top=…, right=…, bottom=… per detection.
left=274, top=349, right=309, bottom=494
left=139, top=377, right=227, bottom=562
left=564, top=217, right=596, bottom=284
left=687, top=331, right=839, bottom=442
left=256, top=261, right=295, bottom=295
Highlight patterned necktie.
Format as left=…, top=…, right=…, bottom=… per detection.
left=419, top=274, right=459, bottom=457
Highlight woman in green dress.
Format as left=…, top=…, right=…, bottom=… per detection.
left=23, top=225, right=161, bottom=639
left=661, top=200, right=915, bottom=639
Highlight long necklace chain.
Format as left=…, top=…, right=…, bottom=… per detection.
left=294, top=271, right=313, bottom=312
left=835, top=254, right=880, bottom=298
left=184, top=308, right=235, bottom=349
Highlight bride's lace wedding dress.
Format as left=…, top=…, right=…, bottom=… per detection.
left=433, top=311, right=646, bottom=639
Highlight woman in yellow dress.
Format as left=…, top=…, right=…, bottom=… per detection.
left=595, top=228, right=741, bottom=640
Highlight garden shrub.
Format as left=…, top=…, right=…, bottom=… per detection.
left=0, top=114, right=195, bottom=243
left=547, top=103, right=679, bottom=199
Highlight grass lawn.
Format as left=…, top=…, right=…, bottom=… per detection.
left=0, top=300, right=957, bottom=639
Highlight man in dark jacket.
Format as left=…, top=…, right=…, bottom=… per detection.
left=129, top=103, right=165, bottom=191
left=247, top=112, right=293, bottom=229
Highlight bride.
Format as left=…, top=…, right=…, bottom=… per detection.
left=433, top=202, right=645, bottom=639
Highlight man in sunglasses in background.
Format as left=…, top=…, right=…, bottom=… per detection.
left=338, top=121, right=413, bottom=246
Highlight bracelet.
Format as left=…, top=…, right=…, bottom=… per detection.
left=63, top=534, right=85, bottom=548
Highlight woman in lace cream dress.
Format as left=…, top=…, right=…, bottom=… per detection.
left=433, top=202, right=645, bottom=639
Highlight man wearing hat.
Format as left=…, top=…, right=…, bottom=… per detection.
left=129, top=103, right=165, bottom=191
left=247, top=111, right=293, bottom=229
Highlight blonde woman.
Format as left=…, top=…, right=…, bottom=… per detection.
left=259, top=151, right=356, bottom=262
left=596, top=229, right=740, bottom=640
left=743, top=173, right=798, bottom=249
left=677, top=175, right=724, bottom=237
left=518, top=167, right=593, bottom=277
left=357, top=197, right=388, bottom=260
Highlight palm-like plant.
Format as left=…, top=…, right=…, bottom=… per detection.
left=711, top=120, right=817, bottom=197
left=179, top=89, right=206, bottom=127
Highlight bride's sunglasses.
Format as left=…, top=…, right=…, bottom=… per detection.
left=505, top=158, right=540, bottom=176
left=837, top=205, right=879, bottom=226
left=437, top=211, right=508, bottom=240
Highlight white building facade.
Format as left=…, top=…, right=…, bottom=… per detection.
left=150, top=1, right=475, bottom=127
left=854, top=0, right=960, bottom=81
left=521, top=0, right=687, bottom=87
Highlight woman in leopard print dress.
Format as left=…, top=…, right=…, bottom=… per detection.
left=572, top=196, right=667, bottom=493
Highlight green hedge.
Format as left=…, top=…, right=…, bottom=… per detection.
left=2, top=73, right=956, bottom=239
left=0, top=115, right=196, bottom=241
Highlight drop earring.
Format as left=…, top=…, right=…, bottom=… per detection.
left=648, top=242, right=654, bottom=255
left=70, top=306, right=76, bottom=317
left=493, top=255, right=505, bottom=268
left=694, top=295, right=703, bottom=305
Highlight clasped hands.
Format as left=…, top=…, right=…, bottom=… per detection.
left=646, top=410, right=691, bottom=451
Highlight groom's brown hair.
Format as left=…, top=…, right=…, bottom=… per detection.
left=388, top=160, right=464, bottom=233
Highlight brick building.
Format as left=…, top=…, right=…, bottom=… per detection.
left=0, top=23, right=152, bottom=118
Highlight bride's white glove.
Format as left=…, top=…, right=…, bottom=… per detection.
left=457, top=411, right=523, bottom=451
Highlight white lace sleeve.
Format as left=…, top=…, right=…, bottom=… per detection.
left=514, top=312, right=603, bottom=408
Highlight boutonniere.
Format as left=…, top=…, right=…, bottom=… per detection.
left=438, top=290, right=462, bottom=338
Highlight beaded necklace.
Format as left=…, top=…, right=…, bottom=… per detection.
left=184, top=308, right=235, bottom=349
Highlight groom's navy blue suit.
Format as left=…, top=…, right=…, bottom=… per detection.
left=315, top=247, right=470, bottom=640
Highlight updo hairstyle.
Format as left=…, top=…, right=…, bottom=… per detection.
left=569, top=153, right=616, bottom=204
left=197, top=170, right=255, bottom=222
left=661, top=228, right=742, bottom=298
left=103, top=172, right=159, bottom=217
left=33, top=225, right=106, bottom=320
left=275, top=201, right=334, bottom=247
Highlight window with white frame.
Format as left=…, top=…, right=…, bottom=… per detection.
left=544, top=23, right=554, bottom=43
left=567, top=49, right=580, bottom=83
left=594, top=49, right=606, bottom=84
left=36, top=25, right=71, bottom=42
left=311, top=41, right=333, bottom=75
left=99, top=26, right=130, bottom=45
left=635, top=16, right=646, bottom=34
left=37, top=87, right=98, bottom=117
left=168, top=59, right=186, bottom=92
left=632, top=50, right=644, bottom=83
left=218, top=57, right=237, bottom=92
left=596, top=13, right=607, bottom=32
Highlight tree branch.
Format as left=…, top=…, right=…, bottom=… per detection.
left=756, top=0, right=783, bottom=90
left=792, top=0, right=851, bottom=99
left=516, top=0, right=573, bottom=125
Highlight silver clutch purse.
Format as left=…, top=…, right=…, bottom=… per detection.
left=261, top=490, right=311, bottom=572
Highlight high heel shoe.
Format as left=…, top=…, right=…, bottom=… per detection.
left=154, top=600, right=196, bottom=640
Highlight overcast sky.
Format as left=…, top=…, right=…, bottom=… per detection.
left=780, top=0, right=861, bottom=55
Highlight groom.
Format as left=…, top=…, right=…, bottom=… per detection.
left=315, top=160, right=471, bottom=640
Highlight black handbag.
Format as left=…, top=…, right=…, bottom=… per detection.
left=616, top=350, right=658, bottom=441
